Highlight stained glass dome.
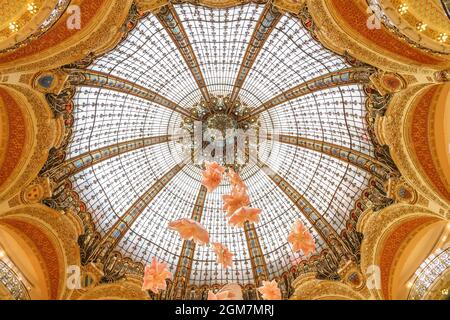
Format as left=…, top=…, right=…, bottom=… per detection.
left=59, top=2, right=380, bottom=289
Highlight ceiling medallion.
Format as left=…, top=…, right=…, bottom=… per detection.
left=178, top=95, right=264, bottom=171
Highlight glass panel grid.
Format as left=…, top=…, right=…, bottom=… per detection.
left=241, top=15, right=349, bottom=107
left=175, top=4, right=264, bottom=99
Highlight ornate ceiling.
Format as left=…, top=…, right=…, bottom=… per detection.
left=43, top=2, right=391, bottom=288
left=0, top=0, right=449, bottom=301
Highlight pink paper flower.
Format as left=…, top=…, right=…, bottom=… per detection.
left=211, top=242, right=234, bottom=269
left=207, top=284, right=243, bottom=300
left=222, top=186, right=250, bottom=217
left=168, top=218, right=210, bottom=245
left=287, top=220, right=316, bottom=256
left=228, top=168, right=247, bottom=190
left=201, top=162, right=225, bottom=192
left=258, top=280, right=282, bottom=300
left=228, top=206, right=261, bottom=228
left=142, top=257, right=172, bottom=293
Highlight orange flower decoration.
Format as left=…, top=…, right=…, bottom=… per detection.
left=168, top=218, right=210, bottom=245
left=287, top=220, right=316, bottom=256
left=201, top=162, right=225, bottom=192
left=228, top=168, right=247, bottom=190
left=228, top=206, right=261, bottom=228
left=207, top=284, right=243, bottom=300
left=222, top=186, right=250, bottom=217
left=258, top=280, right=282, bottom=300
left=211, top=242, right=234, bottom=269
left=142, top=257, right=172, bottom=293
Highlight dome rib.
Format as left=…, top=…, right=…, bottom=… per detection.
left=171, top=185, right=207, bottom=299
left=91, top=156, right=191, bottom=261
left=47, top=135, right=172, bottom=184
left=238, top=68, right=373, bottom=122
left=228, top=3, right=282, bottom=106
left=71, top=70, right=195, bottom=119
left=156, top=4, right=212, bottom=104
left=268, top=134, right=393, bottom=180
left=253, top=156, right=338, bottom=247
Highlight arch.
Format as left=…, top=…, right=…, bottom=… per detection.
left=379, top=83, right=450, bottom=212
left=406, top=84, right=450, bottom=202
left=0, top=0, right=133, bottom=73
left=307, top=0, right=449, bottom=77
left=291, top=274, right=367, bottom=300
left=0, top=85, right=56, bottom=202
left=0, top=0, right=64, bottom=52
left=358, top=204, right=447, bottom=300
left=76, top=279, right=149, bottom=300
left=0, top=204, right=82, bottom=299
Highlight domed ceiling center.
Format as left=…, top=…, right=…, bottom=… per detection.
left=180, top=95, right=260, bottom=168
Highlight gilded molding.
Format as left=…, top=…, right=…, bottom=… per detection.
left=135, top=0, right=169, bottom=13
left=76, top=279, right=149, bottom=300
left=358, top=203, right=442, bottom=299
left=273, top=0, right=305, bottom=15
left=291, top=273, right=367, bottom=300
left=0, top=84, right=56, bottom=203
left=306, top=0, right=448, bottom=76
left=0, top=204, right=81, bottom=299
left=382, top=84, right=450, bottom=212
left=0, top=0, right=133, bottom=74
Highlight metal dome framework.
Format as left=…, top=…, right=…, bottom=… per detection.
left=40, top=1, right=398, bottom=299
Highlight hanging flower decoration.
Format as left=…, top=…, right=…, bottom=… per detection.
left=228, top=206, right=261, bottom=228
left=207, top=284, right=243, bottom=300
left=287, top=220, right=316, bottom=256
left=228, top=168, right=247, bottom=190
left=201, top=162, right=226, bottom=192
left=211, top=242, right=234, bottom=269
left=258, top=280, right=282, bottom=300
left=222, top=186, right=250, bottom=217
left=142, top=257, right=173, bottom=293
left=168, top=218, right=210, bottom=245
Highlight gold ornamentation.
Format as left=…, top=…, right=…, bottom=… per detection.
left=0, top=85, right=56, bottom=203
left=370, top=72, right=407, bottom=94
left=385, top=177, right=418, bottom=205
left=8, top=177, right=53, bottom=207
left=273, top=0, right=305, bottom=15
left=359, top=203, right=442, bottom=299
left=337, top=261, right=366, bottom=291
left=32, top=70, right=69, bottom=94
left=135, top=0, right=169, bottom=13
left=383, top=84, right=450, bottom=212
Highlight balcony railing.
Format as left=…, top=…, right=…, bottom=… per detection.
left=0, top=260, right=31, bottom=300
left=408, top=247, right=450, bottom=300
